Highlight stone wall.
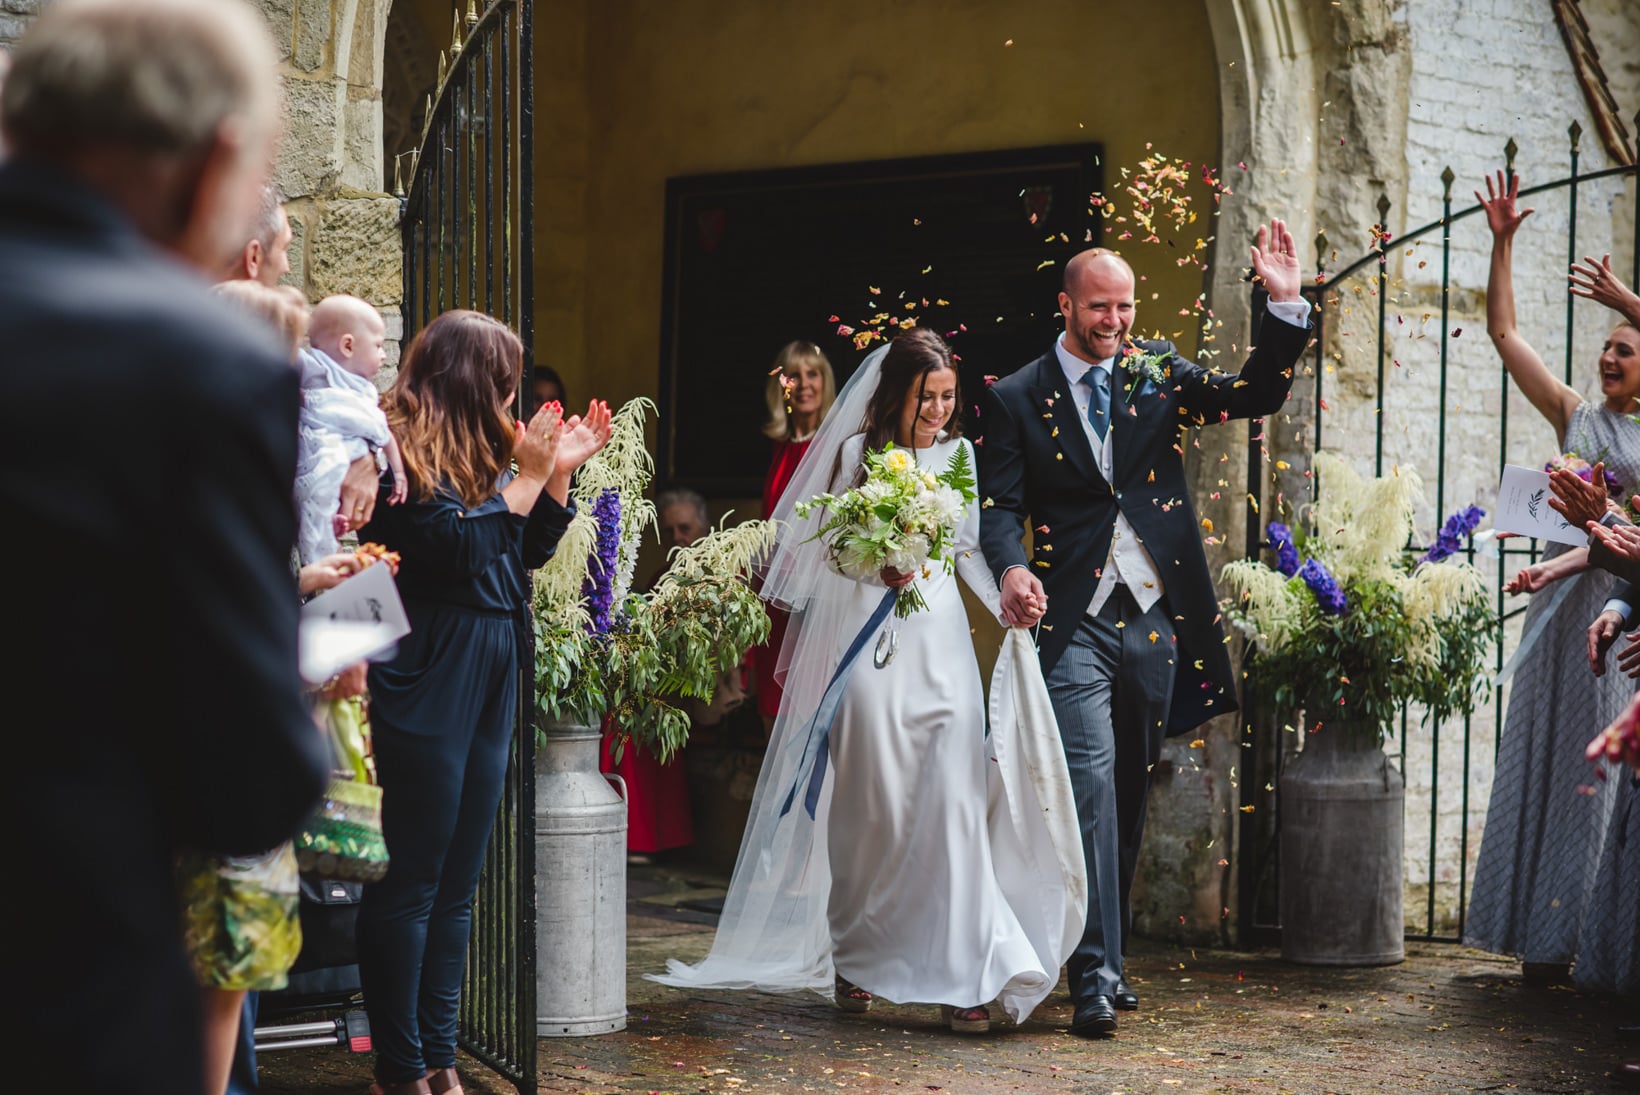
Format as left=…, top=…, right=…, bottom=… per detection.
left=260, top=0, right=402, bottom=382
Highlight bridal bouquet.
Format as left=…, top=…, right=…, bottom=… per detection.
left=1220, top=452, right=1495, bottom=741
left=795, top=442, right=976, bottom=618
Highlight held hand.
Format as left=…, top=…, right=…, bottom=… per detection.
left=999, top=566, right=1048, bottom=628
left=1475, top=170, right=1535, bottom=240
left=880, top=566, right=916, bottom=589
left=338, top=454, right=379, bottom=532
left=1548, top=464, right=1610, bottom=529
left=1589, top=608, right=1624, bottom=676
left=1249, top=217, right=1301, bottom=303
left=554, top=399, right=614, bottom=476
left=387, top=472, right=409, bottom=506
left=513, top=401, right=563, bottom=481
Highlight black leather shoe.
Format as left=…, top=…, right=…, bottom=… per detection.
left=1068, top=995, right=1118, bottom=1037
left=1113, top=978, right=1139, bottom=1011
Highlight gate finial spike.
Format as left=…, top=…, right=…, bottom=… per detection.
left=450, top=7, right=462, bottom=56
left=422, top=94, right=432, bottom=137
left=437, top=49, right=447, bottom=86
left=1440, top=166, right=1454, bottom=199
left=1315, top=230, right=1329, bottom=273
left=1376, top=192, right=1391, bottom=221
left=1504, top=137, right=1519, bottom=174
left=393, top=153, right=404, bottom=198
left=1570, top=120, right=1583, bottom=152
left=466, top=0, right=479, bottom=29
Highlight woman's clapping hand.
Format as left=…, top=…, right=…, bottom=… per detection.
left=554, top=399, right=613, bottom=476
left=513, top=400, right=564, bottom=482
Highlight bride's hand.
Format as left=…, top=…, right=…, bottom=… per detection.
left=880, top=566, right=916, bottom=589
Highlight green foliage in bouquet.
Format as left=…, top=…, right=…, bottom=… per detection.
left=532, top=398, right=775, bottom=762
left=1220, top=452, right=1496, bottom=742
left=794, top=441, right=977, bottom=618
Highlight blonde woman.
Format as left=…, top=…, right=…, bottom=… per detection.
left=755, top=341, right=835, bottom=729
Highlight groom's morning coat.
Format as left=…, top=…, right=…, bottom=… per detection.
left=979, top=317, right=1310, bottom=737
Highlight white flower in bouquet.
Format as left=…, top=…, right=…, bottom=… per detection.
left=794, top=441, right=978, bottom=618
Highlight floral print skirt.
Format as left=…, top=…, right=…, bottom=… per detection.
left=176, top=843, right=302, bottom=991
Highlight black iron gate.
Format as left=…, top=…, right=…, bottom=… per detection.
left=399, top=2, right=537, bottom=1089
left=1236, top=120, right=1640, bottom=946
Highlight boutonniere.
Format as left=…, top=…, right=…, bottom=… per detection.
left=1118, top=343, right=1171, bottom=402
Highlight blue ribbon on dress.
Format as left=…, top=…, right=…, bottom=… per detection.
left=779, top=588, right=899, bottom=820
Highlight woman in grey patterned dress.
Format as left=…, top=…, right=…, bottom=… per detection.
left=1465, top=171, right=1640, bottom=985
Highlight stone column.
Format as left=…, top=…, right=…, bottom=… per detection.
left=260, top=0, right=404, bottom=382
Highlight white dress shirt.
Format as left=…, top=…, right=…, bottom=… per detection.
left=1054, top=335, right=1165, bottom=617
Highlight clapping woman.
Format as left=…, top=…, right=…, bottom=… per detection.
left=354, top=311, right=611, bottom=1095
left=1465, top=171, right=1640, bottom=990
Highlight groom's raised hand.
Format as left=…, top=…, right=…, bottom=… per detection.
left=1249, top=218, right=1302, bottom=304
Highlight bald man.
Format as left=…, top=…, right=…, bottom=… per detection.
left=979, top=226, right=1311, bottom=1037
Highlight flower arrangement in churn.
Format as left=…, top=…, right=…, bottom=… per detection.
left=532, top=398, right=775, bottom=762
left=794, top=441, right=976, bottom=618
left=1219, top=452, right=1496, bottom=741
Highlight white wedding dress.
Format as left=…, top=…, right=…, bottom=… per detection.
left=652, top=430, right=1084, bottom=1024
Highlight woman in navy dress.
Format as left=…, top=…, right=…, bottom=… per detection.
left=355, top=310, right=611, bottom=1095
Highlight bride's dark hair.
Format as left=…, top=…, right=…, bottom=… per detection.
left=849, top=327, right=962, bottom=485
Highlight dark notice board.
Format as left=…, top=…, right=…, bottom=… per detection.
left=656, top=143, right=1103, bottom=498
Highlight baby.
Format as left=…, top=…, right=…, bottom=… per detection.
left=294, top=295, right=406, bottom=564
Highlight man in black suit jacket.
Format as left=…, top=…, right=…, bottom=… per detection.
left=980, top=226, right=1310, bottom=1036
left=0, top=3, right=329, bottom=1091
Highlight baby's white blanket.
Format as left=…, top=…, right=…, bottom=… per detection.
left=295, top=347, right=389, bottom=563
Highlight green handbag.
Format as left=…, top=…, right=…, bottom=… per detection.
left=296, top=696, right=390, bottom=883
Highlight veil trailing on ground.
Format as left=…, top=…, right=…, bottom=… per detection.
left=647, top=344, right=887, bottom=995
left=648, top=342, right=1085, bottom=1013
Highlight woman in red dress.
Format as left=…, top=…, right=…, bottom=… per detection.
left=755, top=341, right=835, bottom=734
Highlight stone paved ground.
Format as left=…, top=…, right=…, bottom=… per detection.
left=262, top=864, right=1638, bottom=1094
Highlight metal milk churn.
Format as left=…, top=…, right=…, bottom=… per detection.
left=534, top=717, right=627, bottom=1035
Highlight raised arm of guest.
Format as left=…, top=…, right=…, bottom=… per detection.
left=1570, top=253, right=1640, bottom=331
left=1478, top=170, right=1579, bottom=442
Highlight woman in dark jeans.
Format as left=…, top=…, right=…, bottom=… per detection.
left=356, top=310, right=610, bottom=1095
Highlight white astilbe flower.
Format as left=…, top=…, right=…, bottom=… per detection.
left=1307, top=451, right=1421, bottom=582
left=1220, top=559, right=1302, bottom=650
left=534, top=510, right=600, bottom=622
left=1406, top=557, right=1489, bottom=623
left=555, top=398, right=661, bottom=611
left=652, top=516, right=779, bottom=595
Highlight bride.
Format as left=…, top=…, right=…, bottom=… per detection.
left=651, top=327, right=1084, bottom=1033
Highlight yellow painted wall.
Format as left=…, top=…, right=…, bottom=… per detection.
left=535, top=0, right=1221, bottom=418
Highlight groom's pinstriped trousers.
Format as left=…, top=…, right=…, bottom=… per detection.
left=1043, top=584, right=1176, bottom=1005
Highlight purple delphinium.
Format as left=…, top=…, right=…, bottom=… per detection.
left=1420, top=504, right=1486, bottom=565
left=1297, top=557, right=1349, bottom=616
left=582, top=488, right=622, bottom=635
left=1266, top=521, right=1301, bottom=577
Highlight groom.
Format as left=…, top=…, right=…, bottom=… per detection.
left=979, top=222, right=1310, bottom=1036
